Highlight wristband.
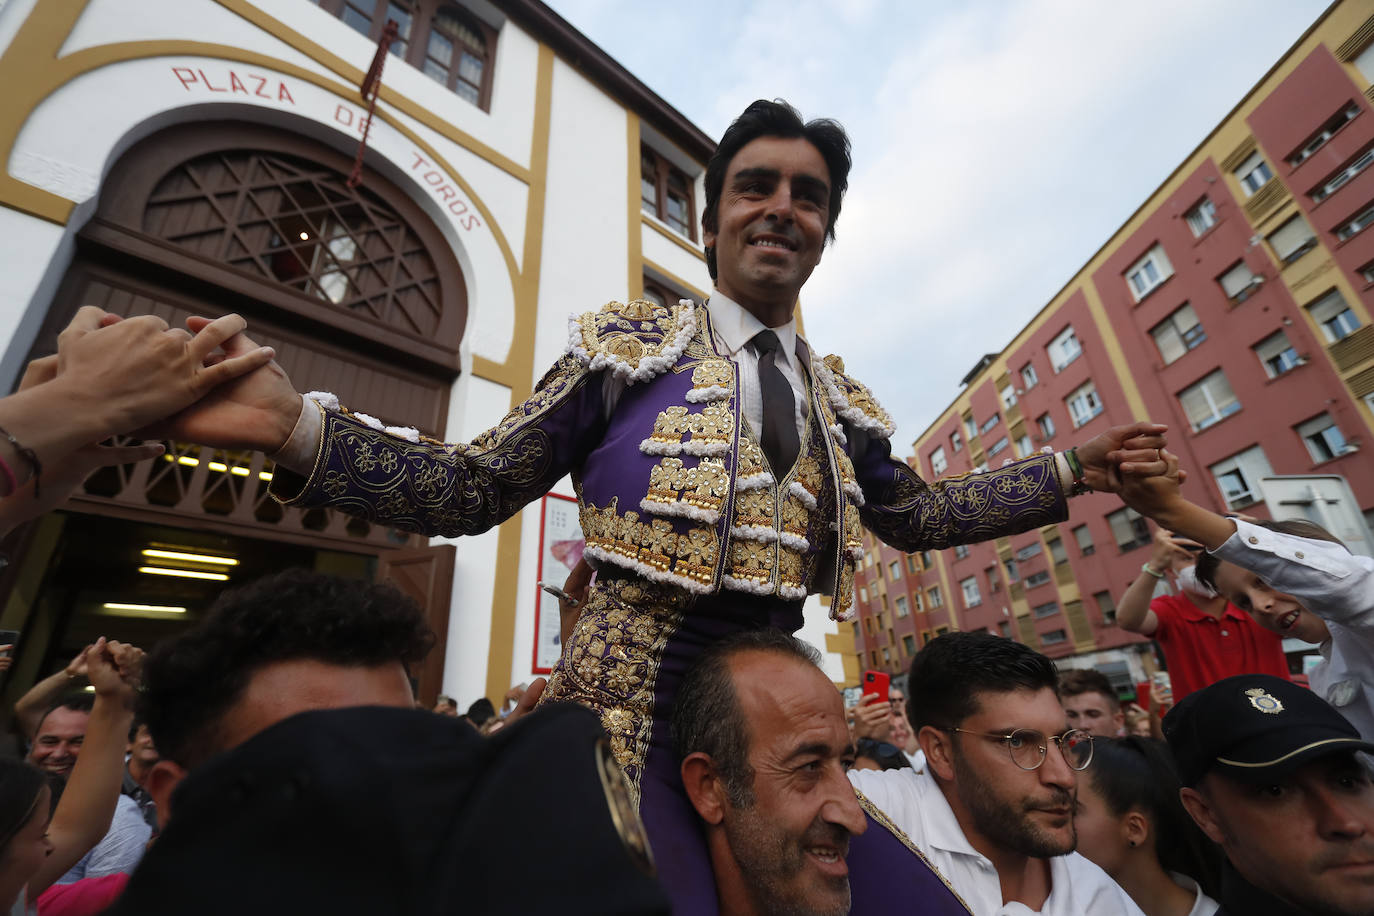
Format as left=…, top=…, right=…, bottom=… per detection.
left=1140, top=563, right=1165, bottom=579
left=1062, top=448, right=1091, bottom=497
left=0, top=423, right=41, bottom=498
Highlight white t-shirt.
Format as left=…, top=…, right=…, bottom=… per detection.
left=1172, top=872, right=1219, bottom=916
left=850, top=766, right=1144, bottom=916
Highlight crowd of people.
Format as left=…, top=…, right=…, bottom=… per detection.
left=0, top=95, right=1369, bottom=915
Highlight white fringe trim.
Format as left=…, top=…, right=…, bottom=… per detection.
left=685, top=385, right=731, bottom=403
left=831, top=602, right=855, bottom=622
left=566, top=303, right=697, bottom=385
left=639, top=439, right=683, bottom=456
left=583, top=545, right=712, bottom=595
left=639, top=498, right=721, bottom=525
left=353, top=412, right=383, bottom=430
left=814, top=361, right=896, bottom=439
left=736, top=472, right=775, bottom=492
left=846, top=545, right=865, bottom=562
left=681, top=440, right=729, bottom=457
left=788, top=480, right=819, bottom=511
left=842, top=479, right=865, bottom=507
left=730, top=524, right=779, bottom=544
left=828, top=423, right=848, bottom=446
left=722, top=575, right=776, bottom=596
left=779, top=584, right=808, bottom=600
left=779, top=532, right=810, bottom=552
left=305, top=391, right=340, bottom=410
left=384, top=426, right=421, bottom=443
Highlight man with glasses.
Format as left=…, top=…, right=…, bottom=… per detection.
left=849, top=632, right=1144, bottom=914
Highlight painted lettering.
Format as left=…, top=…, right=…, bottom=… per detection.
left=461, top=213, right=481, bottom=231
left=437, top=185, right=456, bottom=202
left=411, top=152, right=431, bottom=170
left=422, top=170, right=444, bottom=187
left=172, top=67, right=197, bottom=91
left=447, top=198, right=468, bottom=216
left=198, top=69, right=227, bottom=93
left=229, top=71, right=248, bottom=95
left=251, top=74, right=270, bottom=99
left=278, top=83, right=294, bottom=104
left=334, top=104, right=353, bottom=128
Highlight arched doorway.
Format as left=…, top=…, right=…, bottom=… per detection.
left=1, top=119, right=465, bottom=705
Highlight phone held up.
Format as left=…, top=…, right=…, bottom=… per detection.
left=862, top=669, right=890, bottom=705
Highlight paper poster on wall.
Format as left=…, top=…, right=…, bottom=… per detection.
left=533, top=492, right=584, bottom=674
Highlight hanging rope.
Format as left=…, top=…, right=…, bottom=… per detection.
left=347, top=19, right=399, bottom=189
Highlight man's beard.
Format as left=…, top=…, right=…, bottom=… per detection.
left=952, top=748, right=1076, bottom=858
left=720, top=808, right=851, bottom=916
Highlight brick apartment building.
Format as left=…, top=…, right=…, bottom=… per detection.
left=849, top=0, right=1374, bottom=691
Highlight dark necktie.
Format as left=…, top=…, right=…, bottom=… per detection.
left=750, top=330, right=800, bottom=474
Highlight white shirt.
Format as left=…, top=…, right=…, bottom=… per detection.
left=1171, top=872, right=1220, bottom=916
left=849, top=767, right=1144, bottom=916
left=1215, top=519, right=1374, bottom=739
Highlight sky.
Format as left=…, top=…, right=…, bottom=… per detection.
left=543, top=0, right=1333, bottom=449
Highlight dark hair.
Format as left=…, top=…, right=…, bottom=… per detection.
left=35, top=694, right=94, bottom=738
left=0, top=759, right=46, bottom=860
left=1088, top=737, right=1223, bottom=898
left=140, top=569, right=434, bottom=769
left=701, top=99, right=852, bottom=281
left=854, top=739, right=912, bottom=772
left=1058, top=669, right=1119, bottom=710
left=906, top=631, right=1058, bottom=731
left=670, top=628, right=822, bottom=807
left=1196, top=518, right=1347, bottom=592
left=465, top=698, right=495, bottom=727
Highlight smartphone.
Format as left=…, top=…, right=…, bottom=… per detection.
left=0, top=630, right=18, bottom=658
left=862, top=669, right=890, bottom=705
left=538, top=582, right=576, bottom=604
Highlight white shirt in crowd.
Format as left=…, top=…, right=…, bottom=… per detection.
left=849, top=766, right=1144, bottom=916
left=1215, top=519, right=1374, bottom=739
left=1172, top=872, right=1219, bottom=916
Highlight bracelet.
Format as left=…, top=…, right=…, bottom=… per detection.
left=0, top=453, right=15, bottom=498
left=0, top=423, right=40, bottom=499
left=1140, top=563, right=1165, bottom=579
left=1063, top=448, right=1091, bottom=497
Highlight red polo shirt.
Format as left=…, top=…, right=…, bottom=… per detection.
left=1150, top=593, right=1291, bottom=700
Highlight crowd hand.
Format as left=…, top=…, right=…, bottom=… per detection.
left=63, top=644, right=93, bottom=681
left=1115, top=449, right=1187, bottom=519
left=0, top=646, right=12, bottom=672
left=83, top=638, right=143, bottom=706
left=1147, top=526, right=1202, bottom=572
left=850, top=693, right=892, bottom=741
left=503, top=678, right=547, bottom=727
left=1073, top=422, right=1170, bottom=493
left=52, top=307, right=276, bottom=438
left=558, top=558, right=594, bottom=648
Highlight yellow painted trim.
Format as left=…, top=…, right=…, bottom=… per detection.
left=626, top=111, right=644, bottom=300
left=483, top=44, right=555, bottom=702
left=643, top=256, right=707, bottom=302
left=642, top=212, right=707, bottom=262
left=1078, top=281, right=1150, bottom=420
left=214, top=0, right=531, bottom=182
left=929, top=553, right=958, bottom=631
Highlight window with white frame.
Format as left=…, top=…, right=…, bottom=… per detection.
left=1032, top=600, right=1059, bottom=618
left=930, top=445, right=947, bottom=476
left=1126, top=244, right=1174, bottom=301
left=1178, top=370, right=1240, bottom=431
left=1073, top=524, right=1094, bottom=556
left=912, top=589, right=924, bottom=612
left=1107, top=506, right=1151, bottom=551
left=1095, top=591, right=1118, bottom=625
left=963, top=416, right=977, bottom=441
left=950, top=430, right=963, bottom=453
left=1047, top=537, right=1068, bottom=565
left=1066, top=381, right=1104, bottom=428
left=1150, top=303, right=1206, bottom=364
left=1307, top=290, right=1361, bottom=343
left=895, top=595, right=909, bottom=618
left=1015, top=542, right=1043, bottom=561
left=954, top=544, right=970, bottom=559
left=1289, top=104, right=1359, bottom=167
left=1016, top=434, right=1033, bottom=458
left=1312, top=148, right=1374, bottom=204
left=889, top=560, right=902, bottom=580
left=1185, top=198, right=1217, bottom=237
left=1020, top=362, right=1039, bottom=389
left=1358, top=43, right=1374, bottom=83
left=986, top=564, right=1000, bottom=592
left=980, top=415, right=1001, bottom=435
left=1219, top=261, right=1260, bottom=302
left=961, top=576, right=982, bottom=608
left=1048, top=326, right=1082, bottom=372
left=927, top=585, right=943, bottom=608
left=1025, top=570, right=1051, bottom=588
left=1233, top=151, right=1273, bottom=196
left=1000, top=384, right=1017, bottom=409
left=860, top=586, right=868, bottom=603
left=1297, top=413, right=1352, bottom=463
left=987, top=436, right=1009, bottom=457
left=1214, top=442, right=1275, bottom=508
left=1208, top=445, right=1273, bottom=510
left=1041, top=629, right=1069, bottom=647
left=1036, top=412, right=1056, bottom=440
left=902, top=634, right=916, bottom=654
left=1267, top=214, right=1317, bottom=265
left=1253, top=330, right=1301, bottom=378
left=1004, top=558, right=1020, bottom=582
left=1337, top=202, right=1374, bottom=241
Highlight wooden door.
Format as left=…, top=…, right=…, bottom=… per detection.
left=378, top=543, right=455, bottom=706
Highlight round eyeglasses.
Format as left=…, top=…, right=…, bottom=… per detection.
left=942, top=726, right=1094, bottom=771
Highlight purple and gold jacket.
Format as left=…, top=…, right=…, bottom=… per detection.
left=271, top=298, right=1067, bottom=618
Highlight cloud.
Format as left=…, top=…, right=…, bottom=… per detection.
left=545, top=0, right=1329, bottom=448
